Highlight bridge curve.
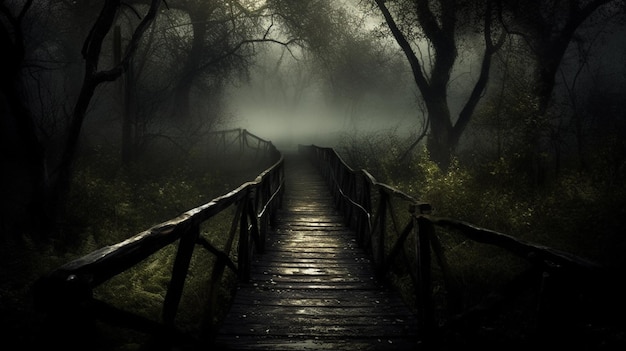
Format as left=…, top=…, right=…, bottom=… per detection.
left=213, top=152, right=420, bottom=350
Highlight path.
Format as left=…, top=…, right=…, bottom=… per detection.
left=213, top=152, right=420, bottom=350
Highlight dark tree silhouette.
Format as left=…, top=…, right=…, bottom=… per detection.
left=0, top=0, right=163, bottom=239
left=499, top=0, right=623, bottom=115
left=496, top=0, right=624, bottom=184
left=52, top=0, right=162, bottom=221
left=373, top=0, right=505, bottom=168
left=0, top=0, right=50, bottom=237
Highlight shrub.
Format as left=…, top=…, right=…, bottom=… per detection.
left=338, top=129, right=626, bottom=267
left=47, top=143, right=273, bottom=348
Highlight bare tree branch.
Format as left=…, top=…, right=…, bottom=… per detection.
left=54, top=0, right=163, bottom=204
left=399, top=117, right=430, bottom=162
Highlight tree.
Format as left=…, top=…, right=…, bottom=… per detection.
left=372, top=0, right=505, bottom=168
left=267, top=0, right=416, bottom=133
left=0, top=0, right=164, bottom=239
left=156, top=0, right=298, bottom=123
left=493, top=0, right=625, bottom=184
left=52, top=0, right=163, bottom=215
left=0, top=0, right=50, bottom=237
left=498, top=0, right=624, bottom=115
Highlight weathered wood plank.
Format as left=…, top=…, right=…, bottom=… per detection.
left=232, top=293, right=411, bottom=308
left=216, top=337, right=419, bottom=351
left=222, top=303, right=417, bottom=318
left=250, top=266, right=373, bottom=276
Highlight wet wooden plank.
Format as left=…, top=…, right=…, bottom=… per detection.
left=215, top=337, right=420, bottom=351
left=218, top=322, right=418, bottom=338
left=232, top=291, right=411, bottom=307
left=213, top=152, right=420, bottom=350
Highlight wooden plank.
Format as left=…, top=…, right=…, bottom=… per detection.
left=232, top=292, right=411, bottom=307
left=217, top=323, right=417, bottom=338
left=226, top=302, right=416, bottom=315
left=213, top=152, right=420, bottom=350
left=215, top=337, right=419, bottom=351
left=250, top=266, right=373, bottom=276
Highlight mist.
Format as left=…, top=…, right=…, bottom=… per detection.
left=222, top=44, right=420, bottom=150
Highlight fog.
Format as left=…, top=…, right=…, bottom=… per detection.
left=222, top=45, right=420, bottom=150
left=3, top=0, right=625, bottom=193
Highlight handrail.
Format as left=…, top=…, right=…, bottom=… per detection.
left=299, top=144, right=604, bottom=347
left=35, top=130, right=284, bottom=346
left=206, top=128, right=280, bottom=158
left=299, top=144, right=431, bottom=274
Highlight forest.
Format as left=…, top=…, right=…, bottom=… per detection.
left=1, top=0, right=625, bottom=349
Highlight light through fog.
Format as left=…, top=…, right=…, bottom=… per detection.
left=222, top=43, right=420, bottom=150
left=217, top=2, right=499, bottom=152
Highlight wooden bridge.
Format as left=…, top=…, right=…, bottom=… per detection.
left=213, top=153, right=419, bottom=350
left=34, top=129, right=608, bottom=350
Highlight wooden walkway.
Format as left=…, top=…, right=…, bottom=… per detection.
left=213, top=153, right=420, bottom=350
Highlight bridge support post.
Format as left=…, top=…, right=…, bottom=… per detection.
left=415, top=215, right=436, bottom=345
left=163, top=223, right=200, bottom=326
left=357, top=173, right=372, bottom=247
left=373, top=190, right=388, bottom=277
left=238, top=195, right=252, bottom=282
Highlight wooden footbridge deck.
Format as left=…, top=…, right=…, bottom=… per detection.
left=213, top=153, right=419, bottom=350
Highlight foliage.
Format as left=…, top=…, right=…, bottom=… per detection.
left=339, top=128, right=420, bottom=182
left=339, top=128, right=626, bottom=345
left=0, top=139, right=273, bottom=349
left=341, top=129, right=625, bottom=265
left=61, top=145, right=223, bottom=252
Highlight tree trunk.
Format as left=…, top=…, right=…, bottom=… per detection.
left=0, top=0, right=53, bottom=238
left=374, top=0, right=502, bottom=170
left=115, top=25, right=135, bottom=165
left=172, top=9, right=208, bottom=121
left=51, top=76, right=99, bottom=221
left=121, top=61, right=135, bottom=165
left=425, top=96, right=454, bottom=169
left=173, top=75, right=193, bottom=121
left=53, top=0, right=162, bottom=220
left=0, top=87, right=52, bottom=238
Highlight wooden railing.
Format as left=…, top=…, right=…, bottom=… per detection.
left=298, top=145, right=432, bottom=276
left=300, top=144, right=604, bottom=346
left=207, top=128, right=279, bottom=158
left=35, top=130, right=284, bottom=346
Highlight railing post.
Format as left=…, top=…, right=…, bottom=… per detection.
left=204, top=201, right=242, bottom=331
left=238, top=195, right=251, bottom=282
left=536, top=269, right=577, bottom=346
left=247, top=193, right=262, bottom=254
left=163, top=222, right=200, bottom=326
left=258, top=181, right=268, bottom=252
left=276, top=161, right=284, bottom=214
left=358, top=172, right=372, bottom=247
left=374, top=190, right=388, bottom=277
left=415, top=214, right=436, bottom=345
left=345, top=172, right=356, bottom=227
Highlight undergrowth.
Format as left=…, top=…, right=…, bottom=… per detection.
left=1, top=143, right=275, bottom=350
left=339, top=129, right=625, bottom=266
left=338, top=129, right=626, bottom=348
